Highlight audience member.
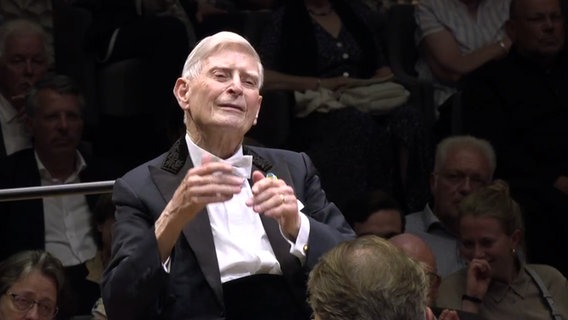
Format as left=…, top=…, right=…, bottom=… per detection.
left=88, top=193, right=115, bottom=320
left=0, top=250, right=65, bottom=320
left=102, top=31, right=354, bottom=320
left=415, top=0, right=512, bottom=108
left=405, top=135, right=495, bottom=276
left=390, top=233, right=440, bottom=305
left=0, top=1, right=55, bottom=66
left=345, top=189, right=404, bottom=238
left=390, top=233, right=485, bottom=320
left=0, top=74, right=120, bottom=316
left=0, top=19, right=49, bottom=158
left=437, top=180, right=568, bottom=319
left=307, top=235, right=436, bottom=320
left=258, top=0, right=432, bottom=214
left=460, top=0, right=568, bottom=276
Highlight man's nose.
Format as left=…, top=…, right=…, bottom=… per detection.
left=227, top=75, right=243, bottom=95
left=458, top=177, right=473, bottom=195
left=24, top=60, right=34, bottom=74
left=57, top=114, right=69, bottom=130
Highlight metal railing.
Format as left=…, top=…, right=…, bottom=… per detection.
left=0, top=180, right=115, bottom=202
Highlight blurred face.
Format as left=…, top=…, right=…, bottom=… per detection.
left=431, top=148, right=492, bottom=230
left=0, top=269, right=58, bottom=320
left=353, top=209, right=403, bottom=239
left=507, top=0, right=565, bottom=59
left=459, top=216, right=520, bottom=281
left=27, top=89, right=84, bottom=158
left=177, top=45, right=262, bottom=139
left=0, top=33, right=49, bottom=108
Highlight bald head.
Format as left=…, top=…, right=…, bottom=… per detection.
left=390, top=233, right=436, bottom=271
left=390, top=233, right=439, bottom=305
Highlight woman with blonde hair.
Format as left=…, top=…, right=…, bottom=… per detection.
left=436, top=180, right=568, bottom=319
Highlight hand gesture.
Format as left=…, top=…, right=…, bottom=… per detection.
left=246, top=171, right=300, bottom=241
left=167, top=154, right=245, bottom=221
left=466, top=258, right=492, bottom=299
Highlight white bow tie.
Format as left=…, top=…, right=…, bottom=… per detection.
left=223, top=155, right=253, bottom=178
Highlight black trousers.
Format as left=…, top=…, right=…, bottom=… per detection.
left=222, top=274, right=311, bottom=320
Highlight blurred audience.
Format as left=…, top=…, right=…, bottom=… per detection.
left=0, top=0, right=55, bottom=67
left=415, top=0, right=512, bottom=108
left=344, top=189, right=405, bottom=238
left=460, top=0, right=568, bottom=276
left=88, top=193, right=115, bottom=320
left=307, top=235, right=436, bottom=320
left=437, top=180, right=568, bottom=319
left=259, top=0, right=432, bottom=214
left=0, top=19, right=49, bottom=158
left=75, top=0, right=192, bottom=164
left=0, top=74, right=120, bottom=316
left=405, top=135, right=495, bottom=276
left=0, top=250, right=65, bottom=320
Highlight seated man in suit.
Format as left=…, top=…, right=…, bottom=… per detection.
left=405, top=135, right=496, bottom=277
left=0, top=19, right=50, bottom=158
left=101, top=31, right=355, bottom=320
left=0, top=74, right=116, bottom=316
left=460, top=0, right=568, bottom=276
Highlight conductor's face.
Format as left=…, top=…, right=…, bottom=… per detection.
left=182, top=45, right=262, bottom=138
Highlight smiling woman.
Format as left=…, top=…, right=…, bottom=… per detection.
left=435, top=180, right=568, bottom=320
left=0, top=250, right=65, bottom=320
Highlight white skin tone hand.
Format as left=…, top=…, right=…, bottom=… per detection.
left=466, top=258, right=492, bottom=297
left=246, top=171, right=300, bottom=241
left=462, top=258, right=491, bottom=313
left=438, top=309, right=461, bottom=320
left=154, top=154, right=246, bottom=261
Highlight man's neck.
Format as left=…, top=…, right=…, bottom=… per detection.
left=188, top=129, right=242, bottom=159
left=37, top=150, right=78, bottom=181
left=515, top=47, right=561, bottom=70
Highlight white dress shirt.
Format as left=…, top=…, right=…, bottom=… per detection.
left=37, top=151, right=97, bottom=266
left=185, top=134, right=310, bottom=283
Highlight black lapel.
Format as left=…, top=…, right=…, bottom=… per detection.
left=150, top=138, right=224, bottom=306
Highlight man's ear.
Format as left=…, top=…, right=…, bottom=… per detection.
left=253, top=95, right=262, bottom=125
left=174, top=78, right=190, bottom=110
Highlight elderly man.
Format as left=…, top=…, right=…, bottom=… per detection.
left=102, top=31, right=354, bottom=320
left=460, top=0, right=568, bottom=276
left=0, top=19, right=49, bottom=158
left=405, top=135, right=496, bottom=276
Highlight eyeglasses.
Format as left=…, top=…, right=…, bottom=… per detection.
left=435, top=171, right=489, bottom=189
left=6, top=292, right=58, bottom=319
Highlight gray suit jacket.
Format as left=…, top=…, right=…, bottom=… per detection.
left=102, top=138, right=354, bottom=320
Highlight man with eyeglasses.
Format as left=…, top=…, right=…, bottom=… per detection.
left=405, top=136, right=496, bottom=277
left=459, top=0, right=568, bottom=277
